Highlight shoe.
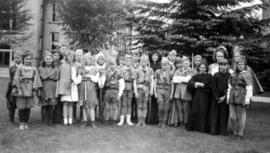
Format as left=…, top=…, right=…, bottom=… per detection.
left=91, top=122, right=97, bottom=128
left=63, top=118, right=68, bottom=125
left=104, top=120, right=109, bottom=126
left=68, top=118, right=73, bottom=125
left=126, top=114, right=133, bottom=126
left=117, top=115, right=125, bottom=126
left=80, top=122, right=88, bottom=128
left=24, top=123, right=29, bottom=130
left=19, top=123, right=24, bottom=130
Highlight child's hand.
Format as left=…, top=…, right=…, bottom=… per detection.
left=170, top=94, right=174, bottom=100
left=218, top=96, right=226, bottom=103
left=135, top=92, right=139, bottom=99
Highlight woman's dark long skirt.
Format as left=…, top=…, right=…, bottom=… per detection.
left=146, top=96, right=159, bottom=124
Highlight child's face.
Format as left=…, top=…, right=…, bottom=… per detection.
left=168, top=54, right=176, bottom=63
left=53, top=53, right=60, bottom=62
left=97, top=58, right=104, bottom=65
left=199, top=64, right=206, bottom=73
left=66, top=54, right=74, bottom=63
left=182, top=60, right=190, bottom=68
left=76, top=52, right=83, bottom=62
left=110, top=64, right=116, bottom=71
left=152, top=54, right=158, bottom=62
left=216, top=51, right=225, bottom=63
left=45, top=56, right=53, bottom=66
left=237, top=62, right=245, bottom=72
left=85, top=57, right=93, bottom=66
left=175, top=62, right=182, bottom=69
left=219, top=63, right=228, bottom=72
left=141, top=60, right=148, bottom=68
left=133, top=53, right=140, bottom=63
left=161, top=62, right=170, bottom=70
left=234, top=53, right=242, bottom=61
left=14, top=55, right=22, bottom=64
left=194, top=56, right=202, bottom=66
left=120, top=58, right=125, bottom=66
left=125, top=58, right=132, bottom=67
left=24, top=55, right=32, bottom=66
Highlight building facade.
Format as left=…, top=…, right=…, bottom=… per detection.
left=0, top=0, right=68, bottom=77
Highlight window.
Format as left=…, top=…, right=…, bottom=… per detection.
left=0, top=0, right=17, bottom=31
left=52, top=3, right=59, bottom=22
left=51, top=32, right=60, bottom=50
left=0, top=44, right=11, bottom=67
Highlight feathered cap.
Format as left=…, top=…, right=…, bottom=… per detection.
left=182, top=56, right=190, bottom=62
left=75, top=49, right=83, bottom=55
left=83, top=52, right=94, bottom=66
left=161, top=57, right=170, bottom=64
left=13, top=50, right=23, bottom=57
left=95, top=52, right=105, bottom=60
left=125, top=54, right=133, bottom=60
left=175, top=56, right=182, bottom=64
left=169, top=50, right=177, bottom=56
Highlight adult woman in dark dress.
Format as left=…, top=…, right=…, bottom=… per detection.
left=146, top=51, right=161, bottom=124
left=187, top=61, right=213, bottom=133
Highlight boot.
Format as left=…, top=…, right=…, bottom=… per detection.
left=91, top=121, right=97, bottom=128
left=126, top=114, right=133, bottom=126
left=80, top=121, right=88, bottom=128
left=136, top=117, right=142, bottom=126
left=117, top=115, right=125, bottom=126
left=141, top=118, right=146, bottom=126
left=9, top=109, right=15, bottom=123
left=63, top=118, right=68, bottom=125
left=41, top=106, right=46, bottom=124
left=24, top=123, right=29, bottom=130
left=19, top=122, right=24, bottom=130
left=68, top=118, right=73, bottom=125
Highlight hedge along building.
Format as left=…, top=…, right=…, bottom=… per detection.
left=0, top=0, right=69, bottom=77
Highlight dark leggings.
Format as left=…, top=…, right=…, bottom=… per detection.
left=19, top=108, right=31, bottom=123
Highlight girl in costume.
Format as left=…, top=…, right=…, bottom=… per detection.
left=13, top=50, right=42, bottom=129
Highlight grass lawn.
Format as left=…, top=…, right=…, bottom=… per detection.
left=0, top=77, right=270, bottom=153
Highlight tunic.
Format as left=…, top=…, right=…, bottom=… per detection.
left=228, top=71, right=252, bottom=105
left=38, top=66, right=59, bottom=106
left=209, top=71, right=230, bottom=135
left=187, top=73, right=213, bottom=133
left=78, top=66, right=99, bottom=109
left=13, top=65, right=42, bottom=109
left=57, top=63, right=81, bottom=102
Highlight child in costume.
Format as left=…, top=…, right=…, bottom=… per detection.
left=154, top=57, right=174, bottom=127
left=227, top=58, right=253, bottom=138
left=74, top=49, right=84, bottom=122
left=5, top=50, right=22, bottom=124
left=209, top=59, right=230, bottom=135
left=78, top=53, right=99, bottom=128
left=39, top=52, right=59, bottom=125
left=57, top=51, right=81, bottom=125
left=13, top=50, right=42, bottom=130
left=96, top=52, right=107, bottom=120
left=100, top=57, right=125, bottom=125
left=134, top=54, right=154, bottom=126
left=117, top=54, right=136, bottom=126
left=170, top=56, right=193, bottom=127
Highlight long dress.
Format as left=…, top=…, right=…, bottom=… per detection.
left=209, top=71, right=230, bottom=135
left=146, top=61, right=161, bottom=124
left=187, top=73, right=213, bottom=133
left=53, top=61, right=63, bottom=123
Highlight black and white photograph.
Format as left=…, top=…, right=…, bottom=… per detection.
left=0, top=0, right=270, bottom=152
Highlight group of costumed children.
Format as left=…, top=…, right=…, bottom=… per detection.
left=5, top=45, right=263, bottom=139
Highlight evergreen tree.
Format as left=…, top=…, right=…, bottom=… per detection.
left=128, top=0, right=270, bottom=58
left=0, top=0, right=32, bottom=39
left=58, top=0, right=127, bottom=50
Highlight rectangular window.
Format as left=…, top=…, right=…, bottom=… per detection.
left=0, top=51, right=10, bottom=67
left=51, top=32, right=60, bottom=50
left=0, top=1, right=17, bottom=31
left=52, top=3, right=58, bottom=22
